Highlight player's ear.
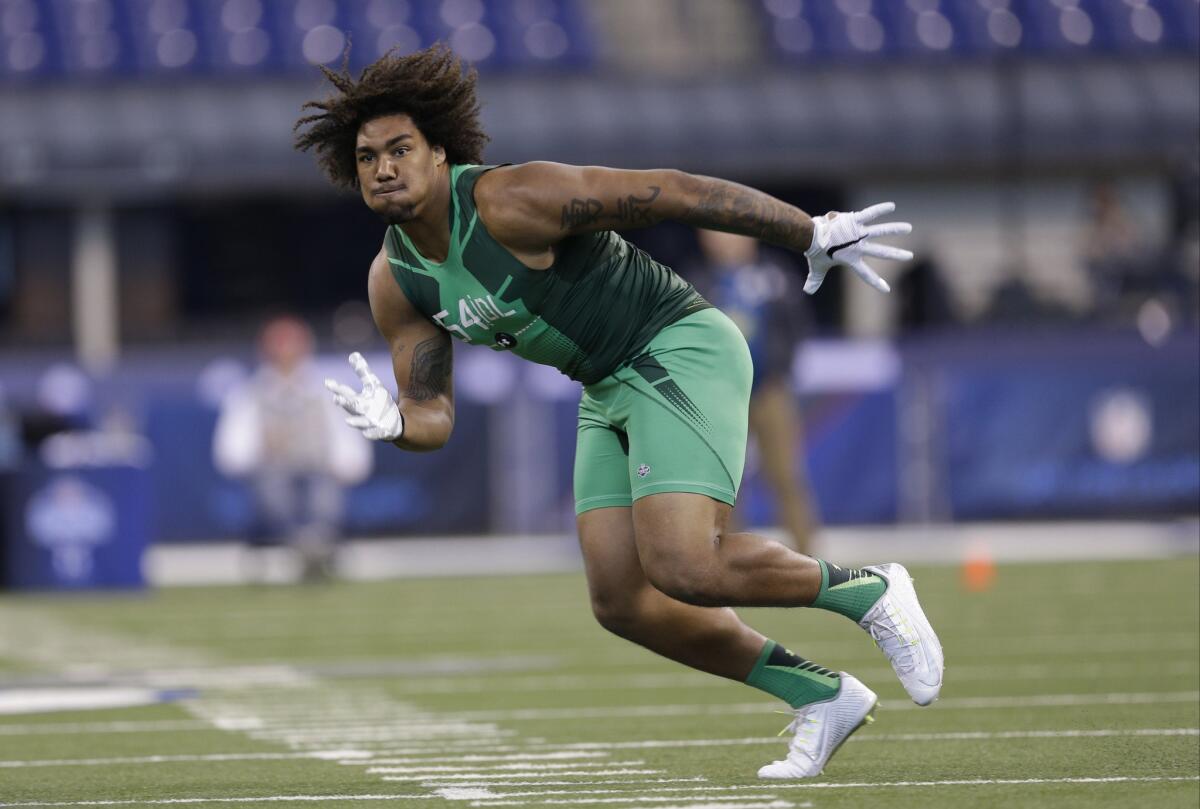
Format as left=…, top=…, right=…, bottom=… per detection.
left=433, top=145, right=446, bottom=167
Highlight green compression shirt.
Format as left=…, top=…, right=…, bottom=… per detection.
left=382, top=164, right=711, bottom=385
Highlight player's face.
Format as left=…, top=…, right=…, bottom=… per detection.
left=355, top=114, right=446, bottom=224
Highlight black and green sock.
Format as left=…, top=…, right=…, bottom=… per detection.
left=745, top=640, right=841, bottom=708
left=810, top=560, right=887, bottom=622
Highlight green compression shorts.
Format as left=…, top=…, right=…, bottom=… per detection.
left=574, top=307, right=753, bottom=514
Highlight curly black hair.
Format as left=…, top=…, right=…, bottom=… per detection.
left=294, top=44, right=489, bottom=190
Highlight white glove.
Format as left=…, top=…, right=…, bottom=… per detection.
left=324, top=352, right=404, bottom=442
left=803, top=202, right=913, bottom=295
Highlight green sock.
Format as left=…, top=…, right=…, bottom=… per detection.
left=745, top=640, right=841, bottom=708
left=810, top=560, right=887, bottom=622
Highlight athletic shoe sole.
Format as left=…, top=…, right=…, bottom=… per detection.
left=758, top=676, right=879, bottom=779
left=862, top=562, right=944, bottom=705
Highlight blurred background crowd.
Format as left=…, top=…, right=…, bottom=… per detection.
left=0, top=0, right=1196, bottom=587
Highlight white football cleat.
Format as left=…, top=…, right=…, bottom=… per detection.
left=860, top=563, right=944, bottom=705
left=757, top=674, right=878, bottom=779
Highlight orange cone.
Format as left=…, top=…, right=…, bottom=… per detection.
left=962, top=538, right=996, bottom=592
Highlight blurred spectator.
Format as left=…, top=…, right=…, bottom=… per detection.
left=686, top=230, right=818, bottom=554
left=1081, top=182, right=1150, bottom=320
left=213, top=315, right=371, bottom=582
left=982, top=263, right=1070, bottom=325
left=0, top=382, right=18, bottom=470
left=1167, top=148, right=1200, bottom=325
left=5, top=364, right=96, bottom=452
left=896, top=253, right=958, bottom=333
left=1079, top=177, right=1199, bottom=335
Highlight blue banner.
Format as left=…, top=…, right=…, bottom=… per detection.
left=4, top=463, right=149, bottom=590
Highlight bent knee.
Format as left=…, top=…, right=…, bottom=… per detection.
left=643, top=566, right=722, bottom=606
left=588, top=585, right=647, bottom=637
left=638, top=542, right=722, bottom=606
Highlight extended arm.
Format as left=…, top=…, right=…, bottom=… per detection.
left=325, top=249, right=454, bottom=452
left=475, top=162, right=912, bottom=293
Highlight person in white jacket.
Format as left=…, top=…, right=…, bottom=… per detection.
left=213, top=316, right=372, bottom=582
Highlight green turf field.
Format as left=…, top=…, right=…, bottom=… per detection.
left=0, top=557, right=1197, bottom=808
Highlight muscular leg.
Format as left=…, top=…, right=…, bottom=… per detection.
left=748, top=380, right=817, bottom=557
left=577, top=506, right=769, bottom=681
left=633, top=492, right=823, bottom=608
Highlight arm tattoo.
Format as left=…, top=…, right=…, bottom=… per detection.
left=561, top=198, right=604, bottom=229
left=560, top=186, right=663, bottom=231
left=616, top=186, right=661, bottom=226
left=681, top=181, right=813, bottom=252
left=407, top=333, right=452, bottom=401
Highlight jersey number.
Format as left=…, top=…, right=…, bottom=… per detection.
left=434, top=295, right=518, bottom=342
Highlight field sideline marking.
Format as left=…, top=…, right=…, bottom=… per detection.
left=3, top=689, right=1188, bottom=738
left=430, top=769, right=1200, bottom=802
left=353, top=727, right=1200, bottom=764
left=0, top=728, right=1192, bottom=770
left=771, top=776, right=1200, bottom=791
left=0, top=796, right=436, bottom=807
left=529, top=727, right=1200, bottom=752
left=11, top=778, right=1182, bottom=808
left=460, top=777, right=1200, bottom=806
left=0, top=751, right=373, bottom=769
left=407, top=691, right=1200, bottom=722
left=429, top=780, right=708, bottom=788
left=471, top=800, right=797, bottom=808
left=368, top=760, right=645, bottom=775
left=0, top=720, right=211, bottom=736
left=382, top=768, right=663, bottom=782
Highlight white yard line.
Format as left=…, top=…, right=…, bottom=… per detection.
left=244, top=724, right=514, bottom=747
left=2, top=690, right=1197, bottom=738
left=0, top=796, right=437, bottom=807
left=362, top=751, right=608, bottom=764
left=0, top=610, right=527, bottom=805
left=382, top=769, right=663, bottom=782
left=454, top=777, right=1200, bottom=806
left=335, top=727, right=1198, bottom=766
left=429, top=780, right=707, bottom=788
left=184, top=686, right=511, bottom=755
left=857, top=728, right=1200, bottom=742
left=770, top=776, right=1200, bottom=790
left=521, top=727, right=1200, bottom=753
left=0, top=751, right=373, bottom=769
left=468, top=796, right=796, bottom=801
left=367, top=760, right=644, bottom=775
left=402, top=691, right=1200, bottom=723
left=0, top=720, right=213, bottom=736
left=1, top=727, right=1190, bottom=771
left=4, top=778, right=1194, bottom=808
left=0, top=612, right=217, bottom=675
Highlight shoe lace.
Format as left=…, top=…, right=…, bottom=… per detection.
left=775, top=706, right=822, bottom=761
left=869, top=603, right=918, bottom=674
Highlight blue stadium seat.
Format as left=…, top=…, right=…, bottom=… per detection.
left=758, top=0, right=1198, bottom=63
left=125, top=0, right=206, bottom=76
left=1, top=0, right=1193, bottom=84
left=343, top=0, right=432, bottom=72
left=489, top=0, right=594, bottom=71
left=408, top=0, right=512, bottom=71
left=48, top=0, right=139, bottom=78
left=939, top=0, right=1024, bottom=57
left=193, top=0, right=285, bottom=76
left=874, top=1, right=967, bottom=61
left=272, top=0, right=355, bottom=73
left=0, top=0, right=63, bottom=79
